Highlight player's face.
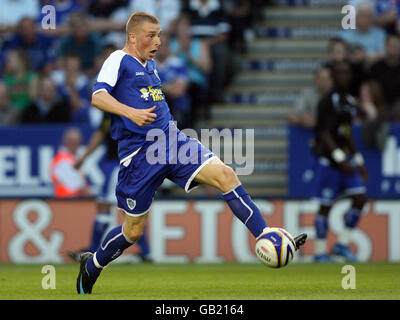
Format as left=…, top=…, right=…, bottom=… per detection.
left=133, top=21, right=162, bottom=62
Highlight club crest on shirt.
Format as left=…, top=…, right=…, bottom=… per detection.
left=126, top=198, right=136, bottom=210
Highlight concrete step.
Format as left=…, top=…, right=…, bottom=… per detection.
left=196, top=120, right=288, bottom=139
left=212, top=104, right=291, bottom=120
left=244, top=52, right=327, bottom=60
left=224, top=91, right=300, bottom=105
left=233, top=72, right=313, bottom=87
left=241, top=58, right=323, bottom=72
left=264, top=7, right=343, bottom=21
left=255, top=26, right=339, bottom=39
left=247, top=39, right=329, bottom=54
left=208, top=118, right=287, bottom=127
left=269, top=0, right=347, bottom=7
left=240, top=173, right=287, bottom=188
left=226, top=85, right=305, bottom=93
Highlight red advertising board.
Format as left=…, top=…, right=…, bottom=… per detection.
left=0, top=199, right=399, bottom=263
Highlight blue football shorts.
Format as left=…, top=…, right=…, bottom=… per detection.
left=312, top=158, right=366, bottom=206
left=115, top=127, right=216, bottom=216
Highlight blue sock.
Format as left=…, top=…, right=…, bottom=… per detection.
left=223, top=184, right=267, bottom=238
left=137, top=228, right=150, bottom=257
left=87, top=212, right=110, bottom=253
left=344, top=208, right=362, bottom=228
left=86, top=225, right=134, bottom=278
left=315, top=214, right=328, bottom=239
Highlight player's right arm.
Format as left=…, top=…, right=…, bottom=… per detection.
left=92, top=51, right=157, bottom=127
left=91, top=91, right=157, bottom=127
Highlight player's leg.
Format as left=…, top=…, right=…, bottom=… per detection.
left=89, top=212, right=148, bottom=276
left=332, top=186, right=367, bottom=261
left=311, top=160, right=340, bottom=262
left=314, top=204, right=333, bottom=262
left=87, top=202, right=112, bottom=253
left=193, top=158, right=269, bottom=239
left=77, top=211, right=148, bottom=294
left=69, top=202, right=112, bottom=262
left=137, top=227, right=152, bottom=262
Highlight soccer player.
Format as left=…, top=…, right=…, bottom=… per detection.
left=76, top=12, right=307, bottom=294
left=312, top=61, right=369, bottom=262
left=68, top=113, right=152, bottom=262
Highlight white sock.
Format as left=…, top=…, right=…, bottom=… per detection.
left=337, top=227, right=353, bottom=245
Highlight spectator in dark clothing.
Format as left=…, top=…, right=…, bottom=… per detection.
left=347, top=44, right=370, bottom=98
left=1, top=17, right=56, bottom=74
left=20, top=76, right=71, bottom=123
left=57, top=12, right=102, bottom=75
left=369, top=34, right=400, bottom=113
left=88, top=0, right=127, bottom=18
left=359, top=80, right=390, bottom=151
left=184, top=0, right=232, bottom=103
left=170, top=14, right=212, bottom=122
left=0, top=81, right=20, bottom=126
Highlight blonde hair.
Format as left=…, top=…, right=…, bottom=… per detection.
left=126, top=12, right=160, bottom=36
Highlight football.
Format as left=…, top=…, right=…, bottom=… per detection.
left=255, top=227, right=296, bottom=268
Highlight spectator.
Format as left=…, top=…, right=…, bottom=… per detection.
left=347, top=43, right=369, bottom=97
left=359, top=80, right=390, bottom=150
left=170, top=14, right=212, bottom=122
left=0, top=0, right=39, bottom=33
left=374, top=0, right=400, bottom=35
left=128, top=0, right=181, bottom=33
left=288, top=67, right=333, bottom=129
left=325, top=38, right=348, bottom=66
left=37, top=0, right=85, bottom=27
left=156, top=34, right=191, bottom=129
left=184, top=0, right=232, bottom=103
left=20, top=76, right=71, bottom=123
left=0, top=81, right=20, bottom=126
left=2, top=49, right=38, bottom=111
left=340, top=3, right=386, bottom=61
left=57, top=12, right=102, bottom=75
left=222, top=0, right=252, bottom=53
left=50, top=127, right=90, bottom=199
left=87, top=0, right=127, bottom=40
left=369, top=34, right=400, bottom=112
left=1, top=17, right=56, bottom=74
left=51, top=52, right=91, bottom=123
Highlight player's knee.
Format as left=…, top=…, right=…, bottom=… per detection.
left=124, top=226, right=144, bottom=243
left=216, top=165, right=239, bottom=192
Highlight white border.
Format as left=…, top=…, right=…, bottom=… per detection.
left=184, top=156, right=218, bottom=193
left=117, top=205, right=151, bottom=218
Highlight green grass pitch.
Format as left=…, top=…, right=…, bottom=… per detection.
left=0, top=262, right=399, bottom=300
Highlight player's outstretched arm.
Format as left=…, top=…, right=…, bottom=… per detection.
left=74, top=129, right=105, bottom=169
left=92, top=91, right=157, bottom=127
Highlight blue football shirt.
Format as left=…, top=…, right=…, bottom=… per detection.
left=92, top=50, right=173, bottom=161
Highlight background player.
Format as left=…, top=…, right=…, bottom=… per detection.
left=312, top=61, right=369, bottom=263
left=77, top=12, right=306, bottom=294
left=68, top=112, right=152, bottom=262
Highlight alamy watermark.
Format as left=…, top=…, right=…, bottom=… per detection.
left=41, top=265, right=56, bottom=290
left=341, top=265, right=356, bottom=290
left=140, top=122, right=255, bottom=176
left=41, top=5, right=56, bottom=30
left=341, top=5, right=356, bottom=30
